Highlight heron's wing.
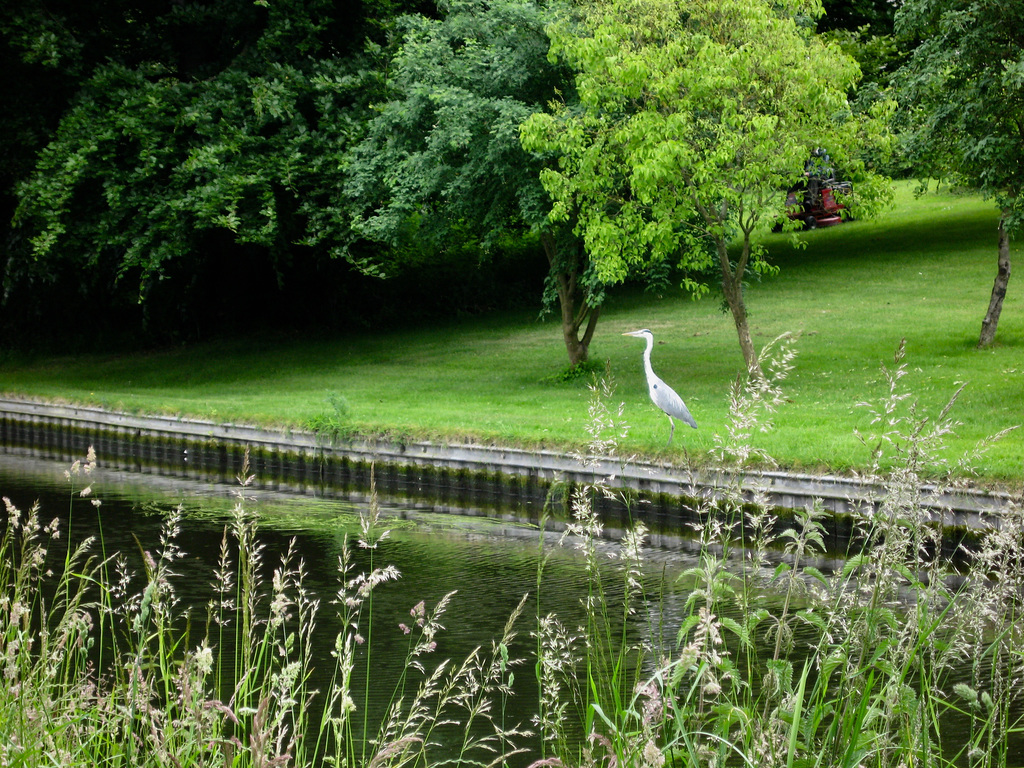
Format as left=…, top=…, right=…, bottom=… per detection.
left=650, top=376, right=698, bottom=429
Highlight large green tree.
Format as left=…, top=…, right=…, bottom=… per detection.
left=895, top=0, right=1024, bottom=348
left=345, top=0, right=603, bottom=367
left=521, top=0, right=892, bottom=377
left=3, top=0, right=426, bottom=341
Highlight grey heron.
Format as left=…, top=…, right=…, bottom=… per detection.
left=622, top=329, right=697, bottom=445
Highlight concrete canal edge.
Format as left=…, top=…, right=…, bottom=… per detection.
left=0, top=396, right=1016, bottom=534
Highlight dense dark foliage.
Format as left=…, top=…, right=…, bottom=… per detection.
left=820, top=0, right=897, bottom=33
left=2, top=0, right=531, bottom=350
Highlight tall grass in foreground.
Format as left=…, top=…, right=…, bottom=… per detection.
left=530, top=336, right=1024, bottom=768
left=0, top=452, right=528, bottom=768
left=0, top=335, right=1021, bottom=768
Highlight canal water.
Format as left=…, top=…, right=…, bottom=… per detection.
left=0, top=451, right=1020, bottom=766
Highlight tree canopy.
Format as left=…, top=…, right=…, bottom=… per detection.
left=1, top=0, right=430, bottom=342
left=10, top=1, right=361, bottom=296
left=345, top=0, right=603, bottom=366
left=521, top=0, right=893, bottom=376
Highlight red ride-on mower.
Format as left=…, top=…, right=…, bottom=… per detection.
left=779, top=148, right=853, bottom=231
left=785, top=177, right=852, bottom=230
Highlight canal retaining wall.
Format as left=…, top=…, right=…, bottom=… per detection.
left=0, top=397, right=1015, bottom=534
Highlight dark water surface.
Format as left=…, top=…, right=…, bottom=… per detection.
left=1, top=452, right=1020, bottom=766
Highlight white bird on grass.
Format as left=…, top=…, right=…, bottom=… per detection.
left=622, top=328, right=697, bottom=445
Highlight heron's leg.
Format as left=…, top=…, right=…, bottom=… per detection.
left=667, top=415, right=675, bottom=446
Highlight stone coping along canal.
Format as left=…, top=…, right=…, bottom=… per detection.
left=0, top=397, right=1015, bottom=536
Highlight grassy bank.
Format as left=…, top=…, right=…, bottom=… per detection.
left=0, top=181, right=1020, bottom=483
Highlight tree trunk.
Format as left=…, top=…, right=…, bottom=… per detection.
left=723, top=272, right=761, bottom=379
left=978, top=211, right=1011, bottom=349
left=716, top=237, right=763, bottom=379
left=561, top=301, right=600, bottom=367
left=541, top=230, right=599, bottom=367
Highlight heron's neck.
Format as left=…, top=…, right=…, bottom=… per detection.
left=642, top=336, right=655, bottom=379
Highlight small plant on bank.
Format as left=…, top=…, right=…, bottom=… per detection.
left=306, top=391, right=354, bottom=444
left=542, top=359, right=609, bottom=386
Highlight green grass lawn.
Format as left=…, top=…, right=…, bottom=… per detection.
left=1, top=181, right=1021, bottom=486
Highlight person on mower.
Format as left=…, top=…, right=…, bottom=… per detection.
left=803, top=148, right=833, bottom=208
